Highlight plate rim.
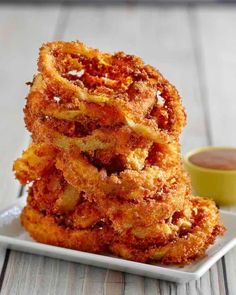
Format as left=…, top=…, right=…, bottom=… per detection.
left=0, top=196, right=236, bottom=282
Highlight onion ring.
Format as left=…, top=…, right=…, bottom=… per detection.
left=111, top=197, right=225, bottom=264
left=13, top=41, right=224, bottom=266
left=38, top=41, right=186, bottom=138
left=55, top=151, right=173, bottom=201
left=13, top=143, right=57, bottom=184
left=25, top=167, right=190, bottom=241
left=21, top=206, right=112, bottom=253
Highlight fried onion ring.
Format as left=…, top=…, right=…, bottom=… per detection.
left=14, top=41, right=224, bottom=266
left=21, top=205, right=112, bottom=253
left=55, top=151, right=173, bottom=201
left=13, top=143, right=57, bottom=184
left=38, top=41, right=186, bottom=138
left=111, top=197, right=225, bottom=264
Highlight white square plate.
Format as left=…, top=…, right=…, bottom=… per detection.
left=0, top=195, right=236, bottom=283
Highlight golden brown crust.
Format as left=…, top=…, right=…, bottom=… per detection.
left=21, top=206, right=112, bottom=253
left=27, top=169, right=188, bottom=233
left=111, top=197, right=225, bottom=264
left=21, top=197, right=224, bottom=262
left=37, top=41, right=186, bottom=136
left=13, top=143, right=57, bottom=184
left=13, top=40, right=224, bottom=265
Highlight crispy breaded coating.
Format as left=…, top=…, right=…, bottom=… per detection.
left=14, top=41, right=224, bottom=265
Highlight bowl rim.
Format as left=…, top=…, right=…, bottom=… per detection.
left=184, top=146, right=236, bottom=174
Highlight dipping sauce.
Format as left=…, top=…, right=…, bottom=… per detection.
left=189, top=149, right=236, bottom=171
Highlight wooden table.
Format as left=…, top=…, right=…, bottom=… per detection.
left=0, top=2, right=236, bottom=294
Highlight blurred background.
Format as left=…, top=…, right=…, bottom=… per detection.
left=1, top=0, right=236, bottom=208
left=0, top=2, right=236, bottom=293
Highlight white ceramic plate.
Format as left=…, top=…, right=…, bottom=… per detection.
left=0, top=195, right=236, bottom=283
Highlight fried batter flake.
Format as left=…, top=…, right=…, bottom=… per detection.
left=13, top=41, right=224, bottom=265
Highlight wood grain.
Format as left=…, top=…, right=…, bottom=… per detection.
left=0, top=3, right=235, bottom=295
left=62, top=7, right=225, bottom=294
left=196, top=6, right=236, bottom=295
left=0, top=3, right=60, bottom=290
left=0, top=4, right=60, bottom=207
left=62, top=5, right=208, bottom=154
left=104, top=270, right=124, bottom=295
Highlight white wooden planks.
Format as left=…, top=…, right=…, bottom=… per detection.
left=62, top=5, right=219, bottom=294
left=0, top=3, right=235, bottom=295
left=196, top=6, right=236, bottom=295
left=0, top=4, right=61, bottom=207
left=104, top=270, right=124, bottom=295
left=196, top=5, right=236, bottom=147
left=1, top=251, right=85, bottom=294
left=62, top=5, right=208, bottom=154
left=0, top=3, right=60, bottom=289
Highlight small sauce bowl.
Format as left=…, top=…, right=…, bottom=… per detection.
left=183, top=146, right=236, bottom=205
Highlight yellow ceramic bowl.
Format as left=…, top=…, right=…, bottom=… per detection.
left=183, top=146, right=236, bottom=205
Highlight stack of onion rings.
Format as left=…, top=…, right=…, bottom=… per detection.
left=14, top=41, right=224, bottom=265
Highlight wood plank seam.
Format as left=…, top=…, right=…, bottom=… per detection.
left=18, top=185, right=25, bottom=198
left=188, top=6, right=212, bottom=146
left=0, top=249, right=10, bottom=293
left=209, top=269, right=215, bottom=295
left=0, top=3, right=67, bottom=290
left=0, top=182, right=24, bottom=292
left=81, top=266, right=89, bottom=295
left=155, top=280, right=161, bottom=294
left=222, top=258, right=229, bottom=295
left=0, top=4, right=234, bottom=294
left=189, top=6, right=230, bottom=295
left=53, top=0, right=71, bottom=40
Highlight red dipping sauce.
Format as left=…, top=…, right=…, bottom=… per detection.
left=189, top=148, right=236, bottom=171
